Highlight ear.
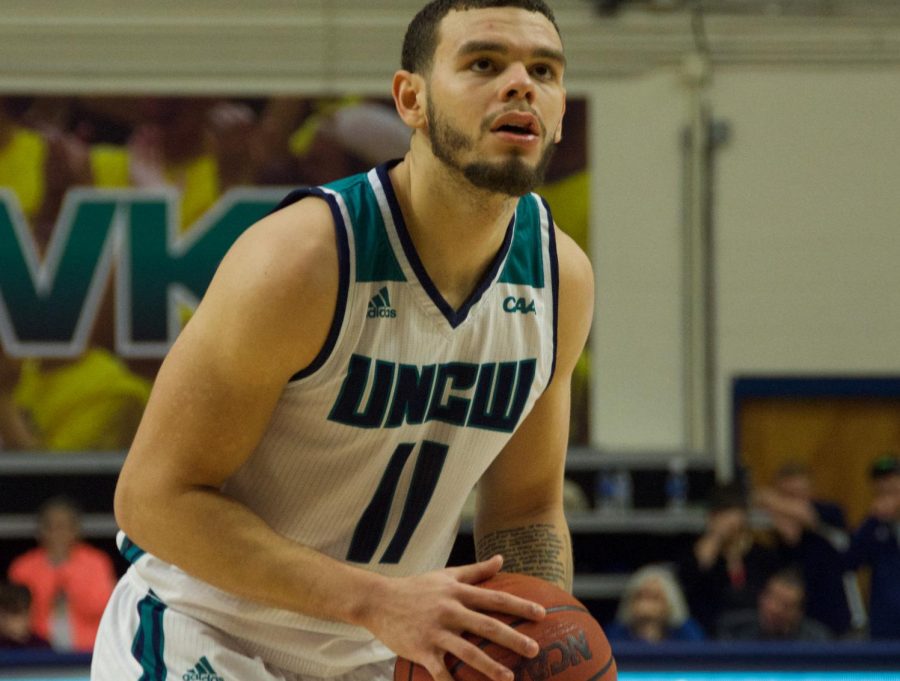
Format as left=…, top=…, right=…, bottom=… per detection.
left=392, top=70, right=427, bottom=131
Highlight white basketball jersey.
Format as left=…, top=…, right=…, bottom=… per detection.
left=122, top=162, right=560, bottom=677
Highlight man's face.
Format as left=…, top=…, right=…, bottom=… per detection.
left=423, top=7, right=566, bottom=196
left=39, top=506, right=80, bottom=557
left=630, top=578, right=670, bottom=626
left=872, top=473, right=900, bottom=521
left=758, top=579, right=804, bottom=636
left=0, top=609, right=31, bottom=643
left=776, top=473, right=812, bottom=502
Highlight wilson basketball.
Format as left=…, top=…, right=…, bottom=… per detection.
left=394, top=572, right=616, bottom=681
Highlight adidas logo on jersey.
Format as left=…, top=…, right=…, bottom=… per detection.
left=367, top=286, right=397, bottom=319
left=183, top=656, right=223, bottom=681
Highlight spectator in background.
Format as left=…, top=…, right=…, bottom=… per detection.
left=0, top=95, right=154, bottom=452
left=717, top=567, right=831, bottom=642
left=7, top=497, right=116, bottom=652
left=753, top=460, right=854, bottom=636
left=88, top=97, right=247, bottom=230
left=253, top=96, right=411, bottom=187
left=846, top=453, right=900, bottom=639
left=0, top=583, right=50, bottom=649
left=677, top=482, right=781, bottom=635
left=606, top=565, right=704, bottom=643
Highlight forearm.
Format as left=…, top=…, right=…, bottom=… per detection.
left=117, top=483, right=383, bottom=627
left=474, top=511, right=572, bottom=591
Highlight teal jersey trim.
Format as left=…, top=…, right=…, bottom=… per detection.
left=132, top=591, right=167, bottom=681
left=498, top=195, right=545, bottom=287
left=119, top=535, right=146, bottom=564
left=326, top=173, right=405, bottom=283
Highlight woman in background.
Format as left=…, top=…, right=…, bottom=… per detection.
left=606, top=564, right=705, bottom=643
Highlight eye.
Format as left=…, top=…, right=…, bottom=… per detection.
left=470, top=58, right=496, bottom=73
left=530, top=63, right=557, bottom=80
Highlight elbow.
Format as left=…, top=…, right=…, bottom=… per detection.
left=113, top=469, right=147, bottom=541
left=113, top=476, right=133, bottom=537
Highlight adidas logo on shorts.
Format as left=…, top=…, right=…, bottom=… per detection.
left=367, top=286, right=397, bottom=319
left=183, top=656, right=223, bottom=681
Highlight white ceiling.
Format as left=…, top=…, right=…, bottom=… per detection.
left=0, top=1, right=899, bottom=94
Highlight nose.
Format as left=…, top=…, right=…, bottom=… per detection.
left=501, top=62, right=535, bottom=103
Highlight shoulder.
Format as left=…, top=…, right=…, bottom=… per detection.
left=852, top=516, right=881, bottom=539
left=550, top=224, right=594, bottom=375
left=8, top=548, right=43, bottom=572
left=206, top=195, right=338, bottom=323
left=815, top=501, right=846, bottom=526
left=72, top=543, right=114, bottom=566
left=673, top=618, right=706, bottom=641
left=603, top=621, right=632, bottom=641
left=179, top=195, right=341, bottom=379
left=553, top=224, right=594, bottom=292
left=798, top=617, right=832, bottom=641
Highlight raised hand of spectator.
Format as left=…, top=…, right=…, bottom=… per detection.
left=207, top=99, right=260, bottom=189
left=127, top=124, right=167, bottom=188
left=35, top=129, right=92, bottom=247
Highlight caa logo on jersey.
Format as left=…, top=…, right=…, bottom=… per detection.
left=503, top=296, right=536, bottom=315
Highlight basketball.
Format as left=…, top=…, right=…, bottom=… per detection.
left=394, top=573, right=617, bottom=681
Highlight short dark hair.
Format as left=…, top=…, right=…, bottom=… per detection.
left=38, top=495, right=82, bottom=524
left=871, top=453, right=900, bottom=480
left=401, top=0, right=561, bottom=74
left=707, top=481, right=748, bottom=513
left=775, top=459, right=810, bottom=480
left=767, top=566, right=807, bottom=601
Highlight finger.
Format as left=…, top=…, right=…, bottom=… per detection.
left=424, top=654, right=456, bottom=681
left=462, top=584, right=545, bottom=622
left=443, top=635, right=515, bottom=681
left=450, top=555, right=503, bottom=585
left=465, top=611, right=539, bottom=658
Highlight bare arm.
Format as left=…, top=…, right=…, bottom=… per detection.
left=474, top=226, right=594, bottom=592
left=114, top=198, right=541, bottom=681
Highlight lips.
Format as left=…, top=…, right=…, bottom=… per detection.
left=490, top=111, right=540, bottom=137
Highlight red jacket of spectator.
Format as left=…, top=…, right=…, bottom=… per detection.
left=8, top=542, right=116, bottom=651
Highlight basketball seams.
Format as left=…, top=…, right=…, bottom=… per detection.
left=447, top=606, right=596, bottom=676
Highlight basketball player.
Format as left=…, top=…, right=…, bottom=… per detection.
left=92, top=2, right=593, bottom=680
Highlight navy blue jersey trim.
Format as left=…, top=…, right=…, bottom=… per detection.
left=268, top=188, right=350, bottom=382
left=543, top=197, right=560, bottom=386
left=375, top=162, right=515, bottom=330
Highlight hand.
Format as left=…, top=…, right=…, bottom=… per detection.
left=707, top=509, right=745, bottom=543
left=207, top=100, right=259, bottom=187
left=128, top=125, right=168, bottom=187
left=362, top=556, right=545, bottom=681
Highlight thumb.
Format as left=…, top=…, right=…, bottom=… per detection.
left=452, top=555, right=504, bottom=585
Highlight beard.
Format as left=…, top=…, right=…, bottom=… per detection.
left=426, top=96, right=556, bottom=197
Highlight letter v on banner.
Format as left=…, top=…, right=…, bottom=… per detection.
left=0, top=187, right=284, bottom=359
left=0, top=188, right=120, bottom=358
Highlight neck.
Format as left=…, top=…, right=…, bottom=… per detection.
left=388, top=148, right=519, bottom=311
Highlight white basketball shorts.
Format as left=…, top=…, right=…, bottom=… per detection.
left=91, top=570, right=394, bottom=681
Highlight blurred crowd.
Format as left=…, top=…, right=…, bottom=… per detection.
left=3, top=453, right=898, bottom=652
left=606, top=454, right=900, bottom=644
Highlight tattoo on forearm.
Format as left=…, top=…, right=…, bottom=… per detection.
left=477, top=523, right=573, bottom=590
